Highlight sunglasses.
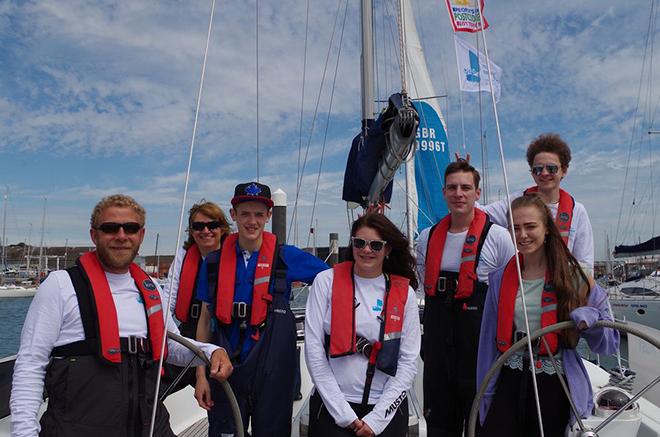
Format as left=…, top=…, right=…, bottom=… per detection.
left=95, top=222, right=143, bottom=235
left=351, top=237, right=387, bottom=252
left=191, top=220, right=222, bottom=232
left=531, top=164, right=560, bottom=176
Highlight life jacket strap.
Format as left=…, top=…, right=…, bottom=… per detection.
left=51, top=336, right=153, bottom=358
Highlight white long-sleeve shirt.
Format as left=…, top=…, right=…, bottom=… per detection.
left=304, top=268, right=420, bottom=435
left=161, top=246, right=186, bottom=317
left=10, top=269, right=220, bottom=437
left=415, top=221, right=515, bottom=290
left=479, top=191, right=594, bottom=272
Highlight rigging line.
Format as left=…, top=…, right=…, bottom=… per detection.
left=149, top=0, right=217, bottom=436
left=306, top=0, right=349, bottom=249
left=395, top=0, right=407, bottom=93
left=476, top=12, right=545, bottom=437
left=394, top=178, right=434, bottom=225
left=475, top=32, right=487, bottom=203
left=615, top=0, right=656, bottom=244
left=459, top=80, right=467, bottom=151
left=382, top=0, right=403, bottom=82
left=374, top=1, right=381, bottom=112
left=292, top=0, right=311, bottom=246
left=287, top=0, right=344, bottom=241
left=256, top=0, right=260, bottom=181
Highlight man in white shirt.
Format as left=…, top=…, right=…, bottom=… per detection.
left=10, top=194, right=233, bottom=437
left=480, top=133, right=594, bottom=273
left=416, top=160, right=515, bottom=436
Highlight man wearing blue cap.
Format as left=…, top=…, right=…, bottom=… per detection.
left=195, top=181, right=328, bottom=437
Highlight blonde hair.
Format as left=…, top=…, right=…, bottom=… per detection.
left=184, top=200, right=231, bottom=249
left=90, top=194, right=146, bottom=227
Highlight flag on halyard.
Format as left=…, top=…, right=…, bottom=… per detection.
left=453, top=35, right=502, bottom=102
left=445, top=0, right=489, bottom=33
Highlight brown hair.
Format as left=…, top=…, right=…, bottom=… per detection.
left=184, top=201, right=231, bottom=249
left=90, top=194, right=146, bottom=227
left=347, top=213, right=418, bottom=289
left=510, top=194, right=589, bottom=347
left=526, top=133, right=571, bottom=171
left=444, top=159, right=481, bottom=189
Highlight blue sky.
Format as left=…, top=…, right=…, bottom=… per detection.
left=0, top=0, right=658, bottom=260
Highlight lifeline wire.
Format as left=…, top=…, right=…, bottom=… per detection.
left=149, top=1, right=217, bottom=436
left=288, top=0, right=344, bottom=242
left=477, top=10, right=546, bottom=437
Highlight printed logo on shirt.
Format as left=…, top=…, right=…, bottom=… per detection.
left=372, top=298, right=383, bottom=313
left=466, top=235, right=477, bottom=244
left=385, top=391, right=407, bottom=417
left=462, top=302, right=478, bottom=311
left=257, top=263, right=270, bottom=269
left=559, top=212, right=570, bottom=222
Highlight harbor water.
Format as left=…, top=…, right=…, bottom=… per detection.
left=0, top=297, right=32, bottom=358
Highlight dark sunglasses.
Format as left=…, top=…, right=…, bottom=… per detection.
left=351, top=237, right=387, bottom=252
left=191, top=220, right=222, bottom=232
left=95, top=222, right=143, bottom=235
left=531, top=164, right=560, bottom=176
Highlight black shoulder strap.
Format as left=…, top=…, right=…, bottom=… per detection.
left=52, top=263, right=100, bottom=357
left=474, top=213, right=493, bottom=271
left=271, top=242, right=288, bottom=297
left=66, top=263, right=97, bottom=341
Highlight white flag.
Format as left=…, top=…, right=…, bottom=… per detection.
left=454, top=35, right=502, bottom=102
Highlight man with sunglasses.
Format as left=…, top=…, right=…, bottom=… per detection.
left=11, top=194, right=233, bottom=437
left=480, top=133, right=594, bottom=273
left=194, top=181, right=328, bottom=437
left=416, top=160, right=514, bottom=436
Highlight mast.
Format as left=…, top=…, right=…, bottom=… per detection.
left=38, top=197, right=47, bottom=278
left=1, top=188, right=7, bottom=270
left=360, top=0, right=375, bottom=136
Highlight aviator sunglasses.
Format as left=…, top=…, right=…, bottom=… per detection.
left=531, top=164, right=560, bottom=176
left=191, top=220, right=222, bottom=232
left=95, top=222, right=143, bottom=234
left=351, top=237, right=387, bottom=252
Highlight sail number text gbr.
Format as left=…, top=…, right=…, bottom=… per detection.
left=415, top=127, right=446, bottom=153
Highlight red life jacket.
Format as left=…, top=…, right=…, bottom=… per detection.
left=495, top=255, right=558, bottom=355
left=215, top=232, right=276, bottom=330
left=329, top=261, right=409, bottom=376
left=423, top=208, right=490, bottom=299
left=174, top=243, right=201, bottom=322
left=524, top=186, right=575, bottom=245
left=78, top=251, right=168, bottom=364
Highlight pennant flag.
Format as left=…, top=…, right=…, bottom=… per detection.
left=453, top=35, right=502, bottom=102
left=445, top=0, right=489, bottom=33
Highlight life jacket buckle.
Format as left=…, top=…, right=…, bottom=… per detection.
left=190, top=303, right=201, bottom=319
left=127, top=336, right=139, bottom=355
left=437, top=276, right=447, bottom=292
left=233, top=302, right=249, bottom=319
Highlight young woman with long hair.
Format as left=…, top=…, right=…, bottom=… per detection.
left=305, top=213, right=420, bottom=437
left=476, top=195, right=619, bottom=436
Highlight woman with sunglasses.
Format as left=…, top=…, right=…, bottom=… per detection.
left=305, top=213, right=421, bottom=437
left=476, top=195, right=618, bottom=436
left=480, top=133, right=594, bottom=274
left=161, top=201, right=230, bottom=391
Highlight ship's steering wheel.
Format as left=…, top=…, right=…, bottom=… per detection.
left=467, top=320, right=660, bottom=437
left=166, top=331, right=244, bottom=437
